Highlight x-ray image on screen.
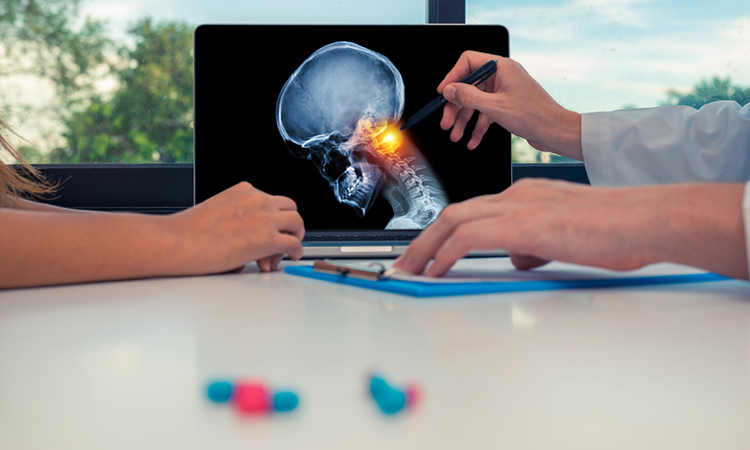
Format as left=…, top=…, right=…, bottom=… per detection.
left=276, top=41, right=448, bottom=229
left=194, top=25, right=511, bottom=233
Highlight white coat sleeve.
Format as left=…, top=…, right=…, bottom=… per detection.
left=581, top=101, right=750, bottom=186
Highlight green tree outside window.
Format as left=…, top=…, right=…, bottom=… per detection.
left=51, top=19, right=194, bottom=163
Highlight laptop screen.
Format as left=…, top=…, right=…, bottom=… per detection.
left=194, top=25, right=510, bottom=235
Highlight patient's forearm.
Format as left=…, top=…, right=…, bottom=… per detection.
left=0, top=208, right=178, bottom=289
left=1, top=181, right=307, bottom=289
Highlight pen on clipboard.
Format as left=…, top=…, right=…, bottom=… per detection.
left=313, top=259, right=400, bottom=281
left=400, top=59, right=498, bottom=131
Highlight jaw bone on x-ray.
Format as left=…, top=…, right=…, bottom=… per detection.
left=276, top=41, right=447, bottom=229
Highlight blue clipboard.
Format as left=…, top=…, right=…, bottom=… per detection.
left=283, top=265, right=728, bottom=297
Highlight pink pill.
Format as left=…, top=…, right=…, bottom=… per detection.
left=233, top=381, right=271, bottom=414
left=405, top=383, right=422, bottom=409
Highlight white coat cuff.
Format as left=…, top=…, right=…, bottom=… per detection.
left=581, top=112, right=616, bottom=186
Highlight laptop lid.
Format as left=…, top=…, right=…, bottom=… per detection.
left=194, top=24, right=511, bottom=258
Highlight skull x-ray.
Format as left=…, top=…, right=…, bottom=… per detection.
left=276, top=41, right=448, bottom=229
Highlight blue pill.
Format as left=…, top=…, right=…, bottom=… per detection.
left=369, top=375, right=407, bottom=414
left=206, top=381, right=233, bottom=402
left=369, top=375, right=390, bottom=398
left=273, top=391, right=299, bottom=412
left=375, top=387, right=406, bottom=414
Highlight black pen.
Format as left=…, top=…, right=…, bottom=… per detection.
left=400, top=59, right=498, bottom=131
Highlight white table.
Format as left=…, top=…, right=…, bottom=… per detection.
left=1, top=258, right=750, bottom=450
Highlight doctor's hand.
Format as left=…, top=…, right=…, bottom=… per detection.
left=393, top=178, right=747, bottom=280
left=438, top=51, right=583, bottom=160
left=168, top=182, right=305, bottom=274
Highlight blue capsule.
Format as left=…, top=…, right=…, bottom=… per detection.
left=369, top=376, right=390, bottom=398
left=206, top=381, right=233, bottom=403
left=206, top=380, right=299, bottom=414
left=368, top=374, right=407, bottom=414
left=375, top=387, right=406, bottom=414
left=273, top=391, right=299, bottom=412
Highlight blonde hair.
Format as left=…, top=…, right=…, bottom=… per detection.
left=0, top=118, right=57, bottom=207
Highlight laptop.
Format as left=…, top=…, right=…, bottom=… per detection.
left=194, top=24, right=511, bottom=258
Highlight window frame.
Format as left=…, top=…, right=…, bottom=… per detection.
left=27, top=0, right=588, bottom=213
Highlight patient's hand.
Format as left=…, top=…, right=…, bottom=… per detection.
left=169, top=182, right=304, bottom=274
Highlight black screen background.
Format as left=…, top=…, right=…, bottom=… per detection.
left=194, top=24, right=510, bottom=232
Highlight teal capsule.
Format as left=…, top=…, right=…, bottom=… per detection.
left=206, top=381, right=233, bottom=403
left=273, top=391, right=299, bottom=412
left=369, top=375, right=390, bottom=398
left=375, top=387, right=406, bottom=414
left=368, top=374, right=406, bottom=414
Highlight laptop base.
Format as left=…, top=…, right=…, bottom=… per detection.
left=301, top=243, right=508, bottom=259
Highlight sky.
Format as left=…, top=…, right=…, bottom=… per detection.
left=466, top=0, right=750, bottom=111
left=78, top=0, right=750, bottom=113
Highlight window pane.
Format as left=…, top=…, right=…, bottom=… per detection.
left=0, top=0, right=426, bottom=164
left=467, top=0, right=750, bottom=163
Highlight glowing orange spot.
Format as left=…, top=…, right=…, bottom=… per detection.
left=352, top=117, right=404, bottom=156
left=373, top=124, right=403, bottom=155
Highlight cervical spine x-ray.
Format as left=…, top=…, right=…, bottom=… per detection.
left=276, top=41, right=447, bottom=229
